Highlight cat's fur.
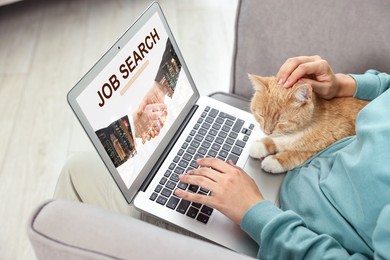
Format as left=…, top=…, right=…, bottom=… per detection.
left=248, top=74, right=369, bottom=174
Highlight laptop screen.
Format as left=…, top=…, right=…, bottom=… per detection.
left=74, top=10, right=195, bottom=191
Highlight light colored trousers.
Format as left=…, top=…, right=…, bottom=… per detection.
left=53, top=151, right=196, bottom=236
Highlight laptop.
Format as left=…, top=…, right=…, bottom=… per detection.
left=67, top=2, right=284, bottom=257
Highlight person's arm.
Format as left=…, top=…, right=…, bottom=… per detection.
left=242, top=201, right=371, bottom=259
left=173, top=158, right=368, bottom=259
left=350, top=70, right=390, bottom=101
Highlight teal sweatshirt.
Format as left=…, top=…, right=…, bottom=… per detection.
left=241, top=70, right=390, bottom=259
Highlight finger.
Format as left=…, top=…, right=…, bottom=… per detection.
left=174, top=188, right=214, bottom=207
left=162, top=110, right=168, bottom=118
left=152, top=123, right=161, bottom=133
left=157, top=114, right=167, bottom=128
left=277, top=56, right=321, bottom=79
left=148, top=130, right=155, bottom=139
left=282, top=61, right=324, bottom=88
left=277, top=56, right=322, bottom=86
left=196, top=158, right=235, bottom=174
left=144, top=121, right=162, bottom=140
left=150, top=127, right=160, bottom=137
left=186, top=167, right=223, bottom=183
left=283, top=58, right=332, bottom=89
left=179, top=173, right=218, bottom=192
left=152, top=123, right=161, bottom=132
left=227, top=159, right=235, bottom=166
left=150, top=119, right=162, bottom=128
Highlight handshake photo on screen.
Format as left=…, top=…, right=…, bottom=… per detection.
left=95, top=38, right=182, bottom=168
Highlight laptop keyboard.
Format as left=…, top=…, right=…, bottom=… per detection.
left=149, top=106, right=254, bottom=224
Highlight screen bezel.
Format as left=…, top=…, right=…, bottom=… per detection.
left=67, top=2, right=199, bottom=203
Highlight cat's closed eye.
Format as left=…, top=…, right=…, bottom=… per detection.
left=279, top=117, right=299, bottom=125
left=277, top=120, right=288, bottom=125
left=254, top=111, right=264, bottom=119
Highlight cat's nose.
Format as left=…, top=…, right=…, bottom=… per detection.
left=264, top=130, right=272, bottom=135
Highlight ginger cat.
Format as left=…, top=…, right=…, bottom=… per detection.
left=248, top=74, right=368, bottom=174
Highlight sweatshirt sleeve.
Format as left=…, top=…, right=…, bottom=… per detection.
left=240, top=201, right=371, bottom=260
left=350, top=70, right=390, bottom=101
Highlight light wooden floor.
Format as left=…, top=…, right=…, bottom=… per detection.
left=0, top=0, right=237, bottom=259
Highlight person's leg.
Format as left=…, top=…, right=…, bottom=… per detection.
left=54, top=151, right=139, bottom=217
left=54, top=152, right=199, bottom=237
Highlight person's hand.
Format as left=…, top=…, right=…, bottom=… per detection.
left=137, top=81, right=168, bottom=114
left=276, top=55, right=356, bottom=99
left=174, top=158, right=264, bottom=225
left=134, top=81, right=169, bottom=143
left=133, top=103, right=167, bottom=143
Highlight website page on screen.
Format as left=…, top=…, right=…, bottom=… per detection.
left=76, top=12, right=194, bottom=188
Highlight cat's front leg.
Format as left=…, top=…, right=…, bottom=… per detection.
left=261, top=151, right=315, bottom=174
left=261, top=155, right=287, bottom=174
left=249, top=137, right=277, bottom=159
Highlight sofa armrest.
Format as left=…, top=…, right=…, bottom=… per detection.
left=28, top=200, right=254, bottom=260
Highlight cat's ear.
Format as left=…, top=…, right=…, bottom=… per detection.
left=293, top=84, right=312, bottom=104
left=248, top=74, right=267, bottom=93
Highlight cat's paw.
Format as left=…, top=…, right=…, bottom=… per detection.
left=249, top=140, right=269, bottom=159
left=261, top=156, right=287, bottom=174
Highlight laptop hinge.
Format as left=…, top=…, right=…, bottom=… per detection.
left=139, top=104, right=199, bottom=192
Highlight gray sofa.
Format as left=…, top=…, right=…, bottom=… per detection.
left=28, top=0, right=390, bottom=259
